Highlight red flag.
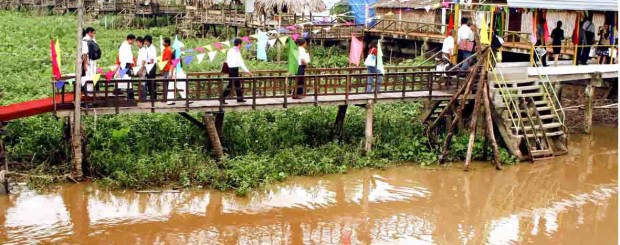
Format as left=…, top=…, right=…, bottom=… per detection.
left=543, top=11, right=550, bottom=42
left=50, top=39, right=61, bottom=80
left=447, top=12, right=454, bottom=37
left=573, top=13, right=581, bottom=45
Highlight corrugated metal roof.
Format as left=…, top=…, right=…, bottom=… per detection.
left=373, top=0, right=441, bottom=9
left=507, top=0, right=617, bottom=11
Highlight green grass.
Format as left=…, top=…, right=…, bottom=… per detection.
left=0, top=11, right=516, bottom=194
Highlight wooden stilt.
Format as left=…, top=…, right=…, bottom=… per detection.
left=204, top=113, right=223, bottom=162
left=71, top=0, right=84, bottom=181
left=0, top=122, right=7, bottom=195
left=482, top=81, right=502, bottom=170
left=215, top=112, right=225, bottom=139
left=584, top=72, right=602, bottom=134
left=584, top=83, right=594, bottom=134
left=334, top=105, right=348, bottom=139
left=364, top=102, right=374, bottom=153
left=80, top=124, right=92, bottom=177
left=463, top=76, right=484, bottom=171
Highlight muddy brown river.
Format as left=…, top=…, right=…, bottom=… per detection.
left=0, top=127, right=617, bottom=244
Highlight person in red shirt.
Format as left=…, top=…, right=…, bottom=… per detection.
left=160, top=37, right=172, bottom=100
left=364, top=40, right=382, bottom=93
left=162, top=38, right=172, bottom=78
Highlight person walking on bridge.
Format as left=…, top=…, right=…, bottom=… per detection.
left=364, top=40, right=382, bottom=93
left=457, top=18, right=474, bottom=70
left=81, top=27, right=99, bottom=92
left=293, top=38, right=310, bottom=99
left=222, top=38, right=252, bottom=104
left=117, top=34, right=136, bottom=99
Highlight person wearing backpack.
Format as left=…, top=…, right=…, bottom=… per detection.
left=81, top=27, right=100, bottom=92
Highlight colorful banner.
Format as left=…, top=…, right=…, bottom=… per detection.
left=377, top=40, right=384, bottom=74
left=257, top=30, right=269, bottom=61
left=196, top=53, right=205, bottom=63
left=50, top=39, right=61, bottom=80
left=208, top=51, right=217, bottom=62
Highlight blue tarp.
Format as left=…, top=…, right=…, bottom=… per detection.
left=351, top=0, right=378, bottom=26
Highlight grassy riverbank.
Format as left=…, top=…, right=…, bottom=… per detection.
left=1, top=11, right=516, bottom=195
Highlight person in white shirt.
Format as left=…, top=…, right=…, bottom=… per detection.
left=81, top=27, right=97, bottom=77
left=118, top=34, right=136, bottom=76
left=117, top=34, right=136, bottom=98
left=441, top=30, right=455, bottom=64
left=143, top=35, right=158, bottom=101
left=135, top=36, right=147, bottom=100
left=81, top=27, right=98, bottom=92
left=222, top=38, right=252, bottom=104
left=294, top=38, right=310, bottom=99
left=457, top=18, right=474, bottom=70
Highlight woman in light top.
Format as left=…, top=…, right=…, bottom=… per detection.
left=364, top=40, right=382, bottom=93
left=294, top=38, right=310, bottom=99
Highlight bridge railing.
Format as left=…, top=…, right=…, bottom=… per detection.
left=53, top=69, right=466, bottom=112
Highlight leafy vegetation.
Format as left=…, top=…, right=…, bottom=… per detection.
left=1, top=11, right=516, bottom=195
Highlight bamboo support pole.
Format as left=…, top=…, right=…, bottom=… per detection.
left=463, top=73, right=485, bottom=171
left=481, top=80, right=502, bottom=170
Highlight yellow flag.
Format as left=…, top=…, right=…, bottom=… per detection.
left=480, top=14, right=490, bottom=45
left=55, top=38, right=62, bottom=71
left=221, top=41, right=231, bottom=47
left=220, top=48, right=227, bottom=54
left=92, top=73, right=101, bottom=86
left=158, top=60, right=168, bottom=71
left=204, top=45, right=212, bottom=52
left=278, top=36, right=289, bottom=45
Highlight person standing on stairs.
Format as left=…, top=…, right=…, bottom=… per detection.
left=535, top=18, right=549, bottom=67
left=222, top=38, right=252, bottom=104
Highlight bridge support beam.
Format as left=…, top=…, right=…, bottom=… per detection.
left=584, top=72, right=603, bottom=134
left=204, top=113, right=224, bottom=162
left=364, top=102, right=374, bottom=153
left=333, top=105, right=348, bottom=139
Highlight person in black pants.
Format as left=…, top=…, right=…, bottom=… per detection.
left=294, top=38, right=310, bottom=99
left=222, top=39, right=252, bottom=104
left=535, top=18, right=549, bottom=67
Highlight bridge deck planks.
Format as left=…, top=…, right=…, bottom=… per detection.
left=61, top=91, right=455, bottom=117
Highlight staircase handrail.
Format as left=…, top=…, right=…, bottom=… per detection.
left=532, top=50, right=566, bottom=127
left=489, top=50, right=524, bottom=132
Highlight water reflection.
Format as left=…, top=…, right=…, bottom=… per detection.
left=0, top=127, right=617, bottom=244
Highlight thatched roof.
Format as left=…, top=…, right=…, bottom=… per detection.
left=373, top=0, right=441, bottom=9
left=254, top=0, right=326, bottom=14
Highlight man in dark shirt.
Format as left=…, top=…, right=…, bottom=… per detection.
left=550, top=21, right=564, bottom=66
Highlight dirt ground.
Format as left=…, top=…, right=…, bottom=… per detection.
left=561, top=83, right=618, bottom=133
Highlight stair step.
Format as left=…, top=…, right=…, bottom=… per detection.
left=501, top=92, right=545, bottom=98
left=511, top=122, right=563, bottom=131
left=519, top=114, right=557, bottom=121
left=531, top=149, right=555, bottom=160
left=496, top=100, right=548, bottom=108
left=515, top=131, right=565, bottom=138
left=493, top=85, right=541, bottom=92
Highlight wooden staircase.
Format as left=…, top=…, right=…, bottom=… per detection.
left=489, top=79, right=568, bottom=161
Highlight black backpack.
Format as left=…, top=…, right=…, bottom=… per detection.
left=87, top=40, right=101, bottom=60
